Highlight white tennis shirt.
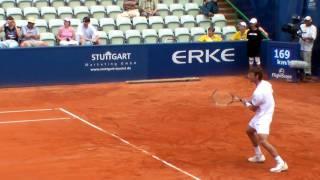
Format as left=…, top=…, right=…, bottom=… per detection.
left=251, top=80, right=275, bottom=122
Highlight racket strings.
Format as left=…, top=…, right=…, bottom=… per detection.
left=212, top=91, right=234, bottom=106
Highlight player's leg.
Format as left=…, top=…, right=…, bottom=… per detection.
left=254, top=56, right=261, bottom=68
left=249, top=57, right=254, bottom=69
left=256, top=134, right=279, bottom=157
left=257, top=134, right=288, bottom=172
left=246, top=126, right=265, bottom=162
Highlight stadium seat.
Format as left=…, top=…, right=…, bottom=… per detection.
left=23, top=7, right=40, bottom=20
left=90, top=18, right=99, bottom=29
left=185, top=3, right=199, bottom=17
left=0, top=0, right=15, bottom=9
left=49, top=19, right=64, bottom=34
left=164, top=15, right=180, bottom=30
left=6, top=8, right=23, bottom=20
left=50, top=0, right=65, bottom=9
left=158, top=28, right=175, bottom=43
left=222, top=25, right=237, bottom=40
left=41, top=7, right=57, bottom=22
left=15, top=19, right=28, bottom=28
left=132, top=16, right=148, bottom=32
left=193, top=0, right=203, bottom=6
left=212, top=14, right=227, bottom=28
left=174, top=27, right=191, bottom=42
left=169, top=4, right=185, bottom=17
left=180, top=15, right=196, bottom=29
left=99, top=0, right=113, bottom=6
left=96, top=31, right=108, bottom=45
left=162, top=0, right=174, bottom=6
left=83, top=0, right=97, bottom=6
left=108, top=30, right=125, bottom=44
left=106, top=5, right=122, bottom=19
left=17, top=0, right=33, bottom=9
left=57, top=7, right=73, bottom=19
left=148, top=16, right=164, bottom=31
left=142, top=29, right=158, bottom=44
left=214, top=26, right=222, bottom=36
left=0, top=8, right=5, bottom=20
left=179, top=0, right=189, bottom=5
left=0, top=20, right=4, bottom=40
left=190, top=27, right=205, bottom=41
left=125, top=29, right=141, bottom=44
left=35, top=19, right=48, bottom=33
left=70, top=18, right=81, bottom=29
left=33, top=0, right=49, bottom=8
left=156, top=3, right=169, bottom=18
left=74, top=6, right=90, bottom=19
left=115, top=0, right=123, bottom=7
left=196, top=14, right=211, bottom=29
left=66, top=0, right=81, bottom=8
left=116, top=17, right=132, bottom=31
left=90, top=5, right=106, bottom=19
left=40, top=32, right=56, bottom=46
left=99, top=18, right=115, bottom=33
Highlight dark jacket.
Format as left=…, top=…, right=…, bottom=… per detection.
left=200, top=0, right=219, bottom=16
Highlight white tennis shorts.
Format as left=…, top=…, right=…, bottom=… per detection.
left=249, top=115, right=273, bottom=134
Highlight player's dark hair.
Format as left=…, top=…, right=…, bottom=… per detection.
left=249, top=67, right=263, bottom=80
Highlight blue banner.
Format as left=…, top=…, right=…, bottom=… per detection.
left=266, top=41, right=300, bottom=82
left=147, top=41, right=248, bottom=78
left=0, top=42, right=248, bottom=86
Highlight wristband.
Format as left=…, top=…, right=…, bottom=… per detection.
left=245, top=101, right=252, bottom=107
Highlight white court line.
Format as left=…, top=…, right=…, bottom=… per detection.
left=0, top=117, right=71, bottom=124
left=59, top=108, right=201, bottom=180
left=0, top=108, right=54, bottom=114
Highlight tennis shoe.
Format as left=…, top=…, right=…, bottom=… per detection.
left=248, top=154, right=266, bottom=163
left=270, top=162, right=288, bottom=173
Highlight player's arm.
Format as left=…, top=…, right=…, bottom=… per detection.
left=241, top=99, right=258, bottom=112
left=258, top=26, right=269, bottom=39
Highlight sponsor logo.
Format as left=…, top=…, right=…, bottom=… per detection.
left=91, top=51, right=132, bottom=61
left=271, top=68, right=293, bottom=80
left=172, top=48, right=235, bottom=64
left=307, top=0, right=316, bottom=9
left=85, top=51, right=136, bottom=72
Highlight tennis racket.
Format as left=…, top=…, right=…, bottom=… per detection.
left=211, top=90, right=243, bottom=106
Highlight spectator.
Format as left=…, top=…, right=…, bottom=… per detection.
left=139, top=0, right=158, bottom=17
left=57, top=18, right=78, bottom=46
left=311, top=26, right=320, bottom=76
left=298, top=16, right=317, bottom=78
left=200, top=0, right=219, bottom=18
left=118, top=0, right=140, bottom=19
left=198, top=26, right=222, bottom=42
left=231, top=21, right=248, bottom=41
left=246, top=18, right=268, bottom=69
left=20, top=17, right=48, bottom=47
left=77, top=17, right=99, bottom=45
left=0, top=16, right=20, bottom=48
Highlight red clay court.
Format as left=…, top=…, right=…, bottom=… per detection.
left=0, top=76, right=319, bottom=179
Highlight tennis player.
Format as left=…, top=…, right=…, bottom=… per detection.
left=242, top=68, right=288, bottom=173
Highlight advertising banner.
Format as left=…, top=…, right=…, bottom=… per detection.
left=0, top=42, right=248, bottom=86
left=266, top=41, right=301, bottom=82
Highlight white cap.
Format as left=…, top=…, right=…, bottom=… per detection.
left=304, top=16, right=312, bottom=21
left=249, top=18, right=258, bottom=24
left=239, top=21, right=247, bottom=27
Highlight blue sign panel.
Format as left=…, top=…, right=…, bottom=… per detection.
left=147, top=41, right=248, bottom=78
left=0, top=45, right=148, bottom=86
left=0, top=42, right=249, bottom=86
left=266, top=41, right=301, bottom=82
